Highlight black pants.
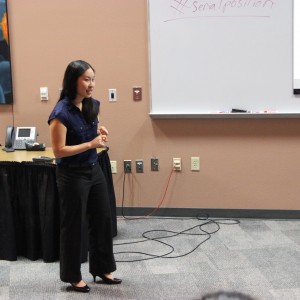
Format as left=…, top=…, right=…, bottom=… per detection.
left=56, top=163, right=116, bottom=283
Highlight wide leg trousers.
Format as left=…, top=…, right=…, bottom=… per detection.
left=56, top=163, right=116, bottom=283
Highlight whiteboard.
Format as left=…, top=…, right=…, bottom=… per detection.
left=148, top=0, right=300, bottom=118
left=294, top=0, right=300, bottom=93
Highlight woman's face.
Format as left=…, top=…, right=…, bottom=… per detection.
left=76, top=67, right=95, bottom=99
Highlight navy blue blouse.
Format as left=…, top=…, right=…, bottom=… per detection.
left=48, top=97, right=100, bottom=165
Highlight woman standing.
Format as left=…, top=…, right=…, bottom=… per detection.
left=48, top=60, right=121, bottom=293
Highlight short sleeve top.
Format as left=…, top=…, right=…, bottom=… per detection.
left=48, top=97, right=100, bottom=165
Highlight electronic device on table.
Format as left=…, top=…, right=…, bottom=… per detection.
left=2, top=126, right=45, bottom=151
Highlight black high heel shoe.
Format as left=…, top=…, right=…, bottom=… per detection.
left=92, top=274, right=122, bottom=284
left=70, top=283, right=90, bottom=293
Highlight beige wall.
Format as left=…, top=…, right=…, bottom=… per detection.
left=1, top=0, right=300, bottom=210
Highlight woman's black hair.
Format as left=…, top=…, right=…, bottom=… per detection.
left=59, top=60, right=99, bottom=124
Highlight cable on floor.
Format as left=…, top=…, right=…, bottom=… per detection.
left=114, top=216, right=239, bottom=262
left=114, top=168, right=240, bottom=262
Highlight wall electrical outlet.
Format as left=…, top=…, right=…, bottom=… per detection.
left=191, top=157, right=200, bottom=171
left=136, top=160, right=144, bottom=173
left=108, top=88, right=117, bottom=102
left=124, top=160, right=132, bottom=173
left=110, top=161, right=117, bottom=174
left=173, top=158, right=181, bottom=171
left=151, top=158, right=159, bottom=171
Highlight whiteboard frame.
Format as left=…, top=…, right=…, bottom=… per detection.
left=149, top=112, right=300, bottom=119
left=148, top=0, right=300, bottom=119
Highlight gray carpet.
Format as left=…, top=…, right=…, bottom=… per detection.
left=1, top=217, right=300, bottom=299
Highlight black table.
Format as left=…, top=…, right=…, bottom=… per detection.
left=0, top=149, right=117, bottom=262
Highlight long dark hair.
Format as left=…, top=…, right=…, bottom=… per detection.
left=59, top=60, right=98, bottom=124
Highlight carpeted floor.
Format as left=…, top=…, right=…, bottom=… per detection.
left=1, top=217, right=300, bottom=299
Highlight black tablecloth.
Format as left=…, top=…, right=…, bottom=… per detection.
left=0, top=149, right=117, bottom=262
